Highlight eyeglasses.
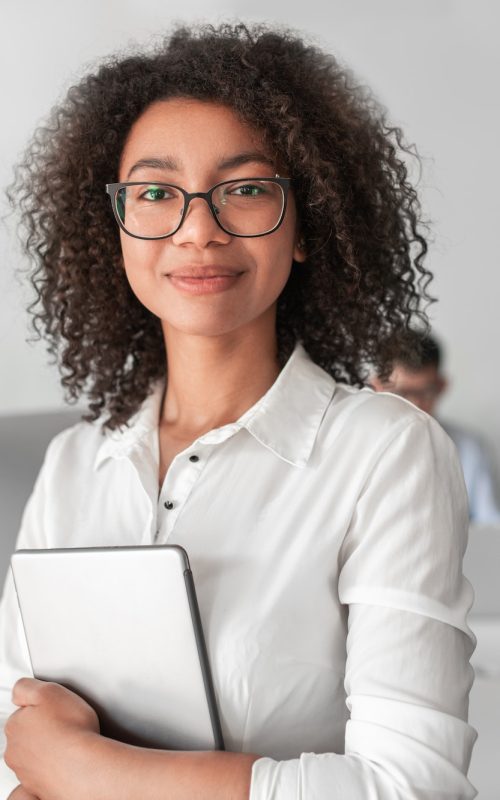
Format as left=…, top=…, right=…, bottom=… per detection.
left=395, top=385, right=442, bottom=403
left=105, top=177, right=291, bottom=240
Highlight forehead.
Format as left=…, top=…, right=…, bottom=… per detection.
left=119, top=98, right=268, bottom=176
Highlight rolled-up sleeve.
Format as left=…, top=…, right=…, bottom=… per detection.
left=250, top=415, right=478, bottom=799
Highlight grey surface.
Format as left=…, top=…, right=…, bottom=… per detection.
left=465, top=526, right=500, bottom=798
left=12, top=546, right=222, bottom=750
left=464, top=525, right=500, bottom=616
left=0, top=409, right=82, bottom=583
left=468, top=675, right=500, bottom=800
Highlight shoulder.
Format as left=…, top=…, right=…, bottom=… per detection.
left=293, top=373, right=463, bottom=507
left=286, top=346, right=457, bottom=473
left=39, top=380, right=163, bottom=476
left=45, top=417, right=106, bottom=457
left=40, top=417, right=108, bottom=478
left=323, top=382, right=451, bottom=456
left=15, top=417, right=112, bottom=549
left=285, top=345, right=447, bottom=459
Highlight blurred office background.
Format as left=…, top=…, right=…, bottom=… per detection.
left=1, top=0, right=499, bottom=796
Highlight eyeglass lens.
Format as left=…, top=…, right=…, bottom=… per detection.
left=115, top=180, right=285, bottom=238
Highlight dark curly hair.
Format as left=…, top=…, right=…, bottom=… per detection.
left=10, top=22, right=432, bottom=429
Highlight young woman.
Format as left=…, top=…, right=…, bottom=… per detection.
left=0, top=23, right=477, bottom=800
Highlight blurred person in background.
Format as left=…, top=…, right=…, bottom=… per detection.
left=371, top=329, right=500, bottom=524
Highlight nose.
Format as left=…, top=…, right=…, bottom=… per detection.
left=171, top=196, right=232, bottom=248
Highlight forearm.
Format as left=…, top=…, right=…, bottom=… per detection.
left=87, top=734, right=260, bottom=800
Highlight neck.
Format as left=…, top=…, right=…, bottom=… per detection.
left=160, top=315, right=282, bottom=437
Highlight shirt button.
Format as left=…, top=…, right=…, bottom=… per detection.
left=189, top=454, right=199, bottom=462
left=164, top=500, right=174, bottom=510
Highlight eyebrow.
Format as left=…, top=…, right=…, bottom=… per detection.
left=127, top=158, right=178, bottom=178
left=126, top=151, right=276, bottom=179
left=217, top=151, right=276, bottom=171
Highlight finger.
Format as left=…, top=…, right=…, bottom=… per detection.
left=7, top=785, right=40, bottom=799
left=11, top=677, right=47, bottom=707
left=4, top=706, right=24, bottom=738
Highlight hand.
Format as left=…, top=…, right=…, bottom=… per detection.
left=7, top=786, right=40, bottom=800
left=4, top=678, right=100, bottom=800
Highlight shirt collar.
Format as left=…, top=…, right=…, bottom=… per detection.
left=93, top=384, right=164, bottom=470
left=94, top=342, right=335, bottom=470
left=234, top=342, right=335, bottom=467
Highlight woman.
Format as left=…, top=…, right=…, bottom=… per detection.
left=0, top=23, right=477, bottom=800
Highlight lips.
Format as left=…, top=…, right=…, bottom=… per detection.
left=165, top=265, right=243, bottom=279
left=165, top=266, right=244, bottom=295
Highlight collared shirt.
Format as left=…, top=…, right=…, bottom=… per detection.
left=0, top=344, right=477, bottom=799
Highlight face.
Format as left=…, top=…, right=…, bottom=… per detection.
left=372, top=364, right=447, bottom=415
left=117, top=98, right=305, bottom=342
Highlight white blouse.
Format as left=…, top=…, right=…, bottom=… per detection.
left=0, top=343, right=477, bottom=799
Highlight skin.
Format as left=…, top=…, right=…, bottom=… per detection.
left=371, top=363, right=447, bottom=415
left=5, top=98, right=306, bottom=799
left=119, top=99, right=305, bottom=481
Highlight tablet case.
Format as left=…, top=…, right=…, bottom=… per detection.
left=11, top=544, right=224, bottom=751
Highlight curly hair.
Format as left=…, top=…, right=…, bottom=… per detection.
left=10, top=22, right=432, bottom=429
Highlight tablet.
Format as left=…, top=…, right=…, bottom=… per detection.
left=11, top=544, right=224, bottom=751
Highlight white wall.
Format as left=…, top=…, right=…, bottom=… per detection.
left=1, top=0, right=499, bottom=466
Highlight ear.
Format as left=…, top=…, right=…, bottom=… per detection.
left=293, top=234, right=307, bottom=263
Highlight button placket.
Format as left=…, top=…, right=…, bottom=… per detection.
left=156, top=446, right=208, bottom=543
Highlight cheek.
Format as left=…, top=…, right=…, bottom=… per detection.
left=267, top=251, right=294, bottom=296
left=256, top=228, right=296, bottom=296
left=120, top=235, right=163, bottom=306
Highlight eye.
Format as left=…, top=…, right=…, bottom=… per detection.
left=139, top=185, right=171, bottom=201
left=229, top=182, right=268, bottom=197
left=217, top=181, right=273, bottom=206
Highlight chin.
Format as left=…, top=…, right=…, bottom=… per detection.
left=160, top=312, right=248, bottom=340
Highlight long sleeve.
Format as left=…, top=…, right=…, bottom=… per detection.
left=250, top=415, right=478, bottom=799
left=0, top=451, right=50, bottom=797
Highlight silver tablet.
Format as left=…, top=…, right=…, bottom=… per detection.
left=11, top=544, right=224, bottom=751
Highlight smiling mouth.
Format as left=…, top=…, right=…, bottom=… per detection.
left=165, top=269, right=244, bottom=295
left=165, top=267, right=243, bottom=279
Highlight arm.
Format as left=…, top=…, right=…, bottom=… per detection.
left=1, top=429, right=259, bottom=800
left=92, top=742, right=259, bottom=800
left=0, top=572, right=33, bottom=800
left=5, top=679, right=258, bottom=800
left=250, top=415, right=477, bottom=799
left=0, top=436, right=62, bottom=800
left=0, top=500, right=45, bottom=800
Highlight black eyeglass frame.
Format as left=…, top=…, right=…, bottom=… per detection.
left=105, top=177, right=291, bottom=240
